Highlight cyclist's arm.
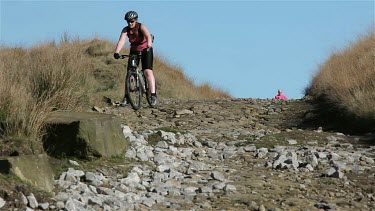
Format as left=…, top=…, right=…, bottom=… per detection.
left=115, top=27, right=128, bottom=53
left=140, top=24, right=153, bottom=48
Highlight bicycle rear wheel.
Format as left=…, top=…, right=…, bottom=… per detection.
left=126, top=70, right=142, bottom=110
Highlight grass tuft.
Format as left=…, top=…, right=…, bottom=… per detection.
left=305, top=30, right=375, bottom=132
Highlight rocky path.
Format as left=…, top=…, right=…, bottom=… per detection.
left=18, top=98, right=375, bottom=210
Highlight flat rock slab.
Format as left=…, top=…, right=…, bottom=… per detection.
left=43, top=111, right=128, bottom=159
left=0, top=154, right=54, bottom=192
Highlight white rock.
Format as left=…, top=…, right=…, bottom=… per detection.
left=0, top=197, right=5, bottom=208
left=38, top=202, right=49, bottom=210
left=224, top=184, right=237, bottom=193
left=27, top=193, right=38, bottom=209
left=175, top=109, right=194, bottom=115
left=21, top=193, right=28, bottom=205
left=315, top=127, right=323, bottom=133
left=211, top=171, right=225, bottom=181
left=69, top=160, right=80, bottom=166
left=287, top=139, right=298, bottom=145
left=122, top=125, right=132, bottom=134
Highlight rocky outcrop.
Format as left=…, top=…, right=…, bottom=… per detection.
left=43, top=111, right=128, bottom=159
left=0, top=154, right=54, bottom=192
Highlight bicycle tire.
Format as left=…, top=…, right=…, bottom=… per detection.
left=126, top=69, right=142, bottom=110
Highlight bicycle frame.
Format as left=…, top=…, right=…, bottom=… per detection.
left=121, top=53, right=148, bottom=93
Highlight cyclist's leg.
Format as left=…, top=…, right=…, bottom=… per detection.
left=144, top=69, right=155, bottom=93
left=142, top=47, right=157, bottom=106
left=145, top=69, right=157, bottom=106
left=121, top=66, right=129, bottom=106
left=141, top=47, right=156, bottom=94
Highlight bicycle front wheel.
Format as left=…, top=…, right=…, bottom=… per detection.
left=126, top=70, right=142, bottom=110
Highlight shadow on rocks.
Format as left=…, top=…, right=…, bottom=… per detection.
left=299, top=96, right=375, bottom=141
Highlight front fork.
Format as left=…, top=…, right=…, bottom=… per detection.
left=140, top=71, right=147, bottom=94
left=124, top=67, right=139, bottom=95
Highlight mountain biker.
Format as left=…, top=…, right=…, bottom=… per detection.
left=114, top=10, right=157, bottom=106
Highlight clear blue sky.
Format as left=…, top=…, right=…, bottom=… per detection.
left=1, top=1, right=374, bottom=99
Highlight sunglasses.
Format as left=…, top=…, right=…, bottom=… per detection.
left=127, top=20, right=135, bottom=23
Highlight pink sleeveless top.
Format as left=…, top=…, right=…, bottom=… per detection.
left=275, top=94, right=287, bottom=99
left=127, top=23, right=148, bottom=51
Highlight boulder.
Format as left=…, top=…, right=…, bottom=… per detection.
left=43, top=111, right=128, bottom=159
left=0, top=154, right=54, bottom=192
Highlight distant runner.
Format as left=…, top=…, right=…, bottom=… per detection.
left=274, top=89, right=287, bottom=99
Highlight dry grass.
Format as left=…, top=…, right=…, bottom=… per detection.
left=0, top=40, right=92, bottom=153
left=0, top=37, right=231, bottom=154
left=306, top=30, right=375, bottom=122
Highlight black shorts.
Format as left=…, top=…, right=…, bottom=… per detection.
left=129, top=47, right=153, bottom=71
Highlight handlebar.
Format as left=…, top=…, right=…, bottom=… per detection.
left=120, top=53, right=141, bottom=60
left=118, top=47, right=153, bottom=59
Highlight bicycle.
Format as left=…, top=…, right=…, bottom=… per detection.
left=120, top=52, right=157, bottom=110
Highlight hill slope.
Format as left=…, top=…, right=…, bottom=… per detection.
left=0, top=38, right=230, bottom=148
left=82, top=38, right=231, bottom=105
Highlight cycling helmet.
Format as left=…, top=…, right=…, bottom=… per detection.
left=125, top=11, right=138, bottom=21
